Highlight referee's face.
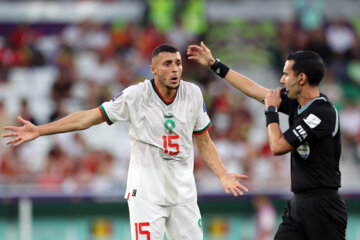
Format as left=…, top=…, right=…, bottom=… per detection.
left=151, top=51, right=183, bottom=91
left=281, top=60, right=302, bottom=99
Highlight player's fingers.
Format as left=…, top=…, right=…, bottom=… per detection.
left=230, top=188, right=238, bottom=197
left=18, top=116, right=27, bottom=125
left=237, top=184, right=248, bottom=192
left=13, top=139, right=24, bottom=147
left=224, top=188, right=230, bottom=194
left=6, top=137, right=20, bottom=145
left=3, top=126, right=18, bottom=131
left=234, top=187, right=244, bottom=196
left=2, top=132, right=18, bottom=138
left=235, top=174, right=248, bottom=179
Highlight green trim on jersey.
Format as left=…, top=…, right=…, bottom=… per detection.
left=150, top=79, right=177, bottom=105
left=194, top=122, right=212, bottom=135
left=99, top=105, right=113, bottom=125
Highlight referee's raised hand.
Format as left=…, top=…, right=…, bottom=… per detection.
left=187, top=41, right=216, bottom=67
left=3, top=116, right=39, bottom=147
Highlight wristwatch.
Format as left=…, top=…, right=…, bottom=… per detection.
left=266, top=106, right=278, bottom=113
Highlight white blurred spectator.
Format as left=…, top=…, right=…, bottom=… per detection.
left=167, top=19, right=195, bottom=54
left=55, top=132, right=88, bottom=159
left=326, top=20, right=356, bottom=54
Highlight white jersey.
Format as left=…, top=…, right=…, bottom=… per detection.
left=99, top=79, right=212, bottom=205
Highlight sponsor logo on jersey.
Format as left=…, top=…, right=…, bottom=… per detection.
left=297, top=141, right=310, bottom=159
left=164, top=113, right=174, bottom=118
left=303, top=113, right=321, bottom=129
left=132, top=189, right=137, bottom=197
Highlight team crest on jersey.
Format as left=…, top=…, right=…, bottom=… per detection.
left=297, top=141, right=310, bottom=159
left=303, top=114, right=321, bottom=129
left=164, top=119, right=175, bottom=133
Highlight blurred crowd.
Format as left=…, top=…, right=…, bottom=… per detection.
left=0, top=11, right=359, bottom=196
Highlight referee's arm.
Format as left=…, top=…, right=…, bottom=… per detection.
left=267, top=123, right=294, bottom=155
left=264, top=88, right=294, bottom=155
left=187, top=41, right=270, bottom=103
left=3, top=107, right=104, bottom=147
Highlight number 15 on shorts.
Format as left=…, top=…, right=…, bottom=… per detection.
left=135, top=222, right=150, bottom=240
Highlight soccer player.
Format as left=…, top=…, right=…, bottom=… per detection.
left=187, top=42, right=347, bottom=240
left=3, top=44, right=248, bottom=240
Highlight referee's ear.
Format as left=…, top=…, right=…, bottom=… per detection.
left=299, top=73, right=306, bottom=86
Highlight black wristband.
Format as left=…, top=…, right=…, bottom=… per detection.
left=265, top=111, right=279, bottom=126
left=210, top=58, right=230, bottom=78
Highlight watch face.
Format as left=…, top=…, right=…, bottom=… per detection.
left=268, top=106, right=276, bottom=112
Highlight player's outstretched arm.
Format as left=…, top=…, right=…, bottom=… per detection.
left=3, top=108, right=104, bottom=147
left=194, top=132, right=248, bottom=196
left=187, top=41, right=270, bottom=103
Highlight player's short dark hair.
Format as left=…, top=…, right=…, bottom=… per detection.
left=286, top=51, right=325, bottom=86
left=152, top=44, right=179, bottom=59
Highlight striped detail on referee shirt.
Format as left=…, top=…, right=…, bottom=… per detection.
left=332, top=105, right=339, bottom=136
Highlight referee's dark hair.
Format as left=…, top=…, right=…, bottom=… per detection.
left=286, top=51, right=325, bottom=86
left=152, top=44, right=179, bottom=59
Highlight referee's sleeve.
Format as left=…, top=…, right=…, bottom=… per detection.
left=283, top=107, right=335, bottom=148
left=283, top=121, right=311, bottom=148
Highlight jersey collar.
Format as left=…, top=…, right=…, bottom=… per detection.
left=150, top=79, right=178, bottom=105
left=297, top=96, right=327, bottom=115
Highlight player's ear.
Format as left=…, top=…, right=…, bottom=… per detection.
left=150, top=65, right=156, bottom=76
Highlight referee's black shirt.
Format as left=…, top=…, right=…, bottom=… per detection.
left=278, top=88, right=341, bottom=193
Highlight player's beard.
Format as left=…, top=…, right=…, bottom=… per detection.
left=166, top=85, right=179, bottom=90
left=158, top=77, right=180, bottom=90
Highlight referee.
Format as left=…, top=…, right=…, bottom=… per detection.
left=187, top=42, right=347, bottom=240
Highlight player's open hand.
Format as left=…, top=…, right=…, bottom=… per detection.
left=187, top=41, right=216, bottom=67
left=3, top=116, right=40, bottom=147
left=220, top=173, right=248, bottom=197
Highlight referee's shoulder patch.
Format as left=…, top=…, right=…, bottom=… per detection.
left=303, top=113, right=321, bottom=129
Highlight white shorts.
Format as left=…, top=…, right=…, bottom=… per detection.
left=127, top=199, right=203, bottom=240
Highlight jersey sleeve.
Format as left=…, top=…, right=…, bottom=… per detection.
left=98, top=87, right=132, bottom=125
left=283, top=103, right=338, bottom=148
left=193, top=87, right=212, bottom=135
